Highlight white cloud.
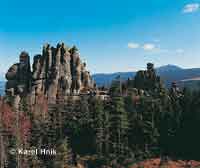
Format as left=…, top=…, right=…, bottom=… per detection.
left=176, top=49, right=184, bottom=54
left=183, top=3, right=200, bottom=13
left=128, top=42, right=140, bottom=49
left=127, top=41, right=168, bottom=53
left=143, top=43, right=155, bottom=51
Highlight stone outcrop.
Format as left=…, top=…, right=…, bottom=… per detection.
left=134, top=63, right=163, bottom=91
left=170, top=82, right=182, bottom=99
left=5, top=43, right=95, bottom=106
left=5, top=51, right=31, bottom=97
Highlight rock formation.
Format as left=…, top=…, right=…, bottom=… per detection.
left=134, top=63, right=163, bottom=92
left=5, top=43, right=95, bottom=106
left=5, top=51, right=31, bottom=97
left=170, top=82, right=182, bottom=99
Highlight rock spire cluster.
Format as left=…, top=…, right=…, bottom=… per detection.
left=5, top=43, right=94, bottom=106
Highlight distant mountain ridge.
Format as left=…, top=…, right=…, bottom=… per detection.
left=156, top=64, right=183, bottom=72
left=92, top=65, right=200, bottom=88
left=92, top=71, right=136, bottom=87
left=1, top=64, right=200, bottom=96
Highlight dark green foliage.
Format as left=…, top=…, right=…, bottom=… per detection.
left=4, top=64, right=200, bottom=167
left=27, top=81, right=200, bottom=166
left=108, top=96, right=129, bottom=158
left=90, top=98, right=106, bottom=156
left=109, top=75, right=123, bottom=96
left=69, top=45, right=78, bottom=54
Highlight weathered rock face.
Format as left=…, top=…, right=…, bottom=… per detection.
left=134, top=63, right=163, bottom=91
left=5, top=43, right=95, bottom=105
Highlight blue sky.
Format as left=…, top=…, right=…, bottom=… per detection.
left=1, top=0, right=200, bottom=76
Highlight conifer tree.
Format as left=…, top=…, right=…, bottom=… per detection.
left=109, top=96, right=129, bottom=158
left=91, top=97, right=107, bottom=156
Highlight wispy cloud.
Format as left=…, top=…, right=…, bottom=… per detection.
left=128, top=42, right=157, bottom=51
left=127, top=41, right=185, bottom=56
left=176, top=49, right=184, bottom=54
left=183, top=3, right=200, bottom=13
left=143, top=43, right=155, bottom=51
left=128, top=42, right=140, bottom=49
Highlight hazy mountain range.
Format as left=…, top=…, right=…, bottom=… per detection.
left=92, top=64, right=200, bottom=88
left=1, top=64, right=200, bottom=95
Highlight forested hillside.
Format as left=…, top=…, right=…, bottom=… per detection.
left=1, top=55, right=200, bottom=167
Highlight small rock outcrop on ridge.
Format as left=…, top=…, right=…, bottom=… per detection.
left=5, top=43, right=95, bottom=107
left=134, top=63, right=163, bottom=91
left=5, top=51, right=31, bottom=97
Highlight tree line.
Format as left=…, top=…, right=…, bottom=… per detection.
left=1, top=73, right=200, bottom=167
